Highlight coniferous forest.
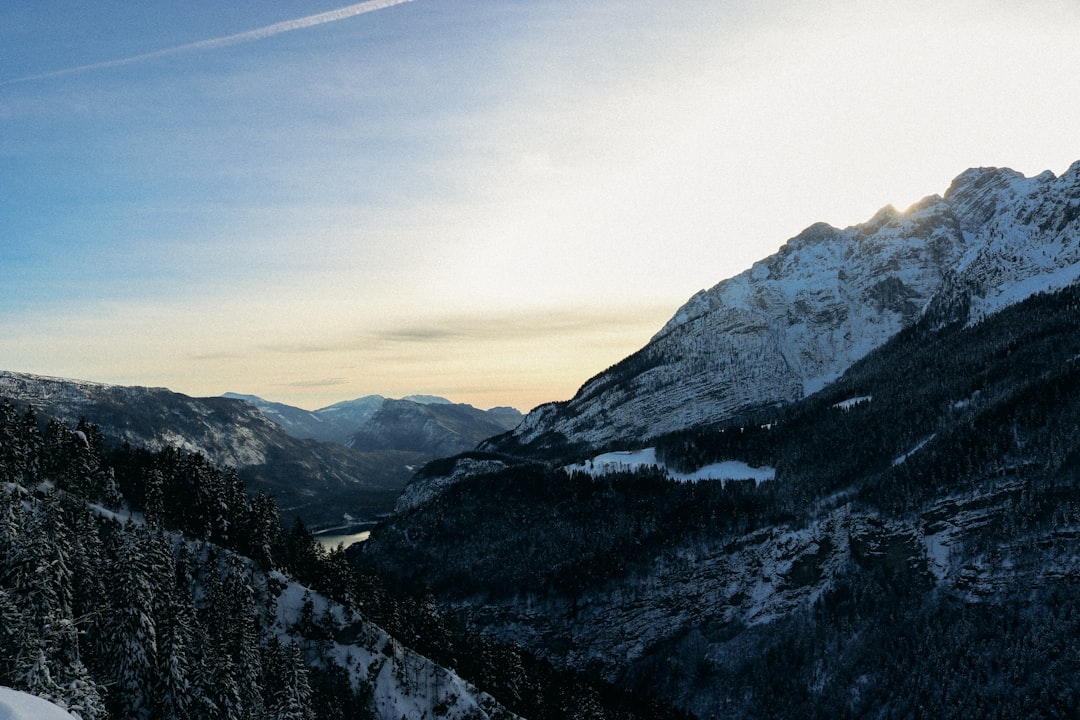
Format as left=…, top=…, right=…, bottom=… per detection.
left=0, top=404, right=369, bottom=720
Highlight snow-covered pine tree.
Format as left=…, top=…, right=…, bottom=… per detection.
left=103, top=521, right=158, bottom=720
left=263, top=636, right=315, bottom=720
left=198, top=552, right=244, bottom=720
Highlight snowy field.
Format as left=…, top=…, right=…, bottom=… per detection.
left=565, top=447, right=775, bottom=485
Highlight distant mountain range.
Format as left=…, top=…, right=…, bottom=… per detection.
left=0, top=373, right=520, bottom=532
left=223, top=392, right=521, bottom=454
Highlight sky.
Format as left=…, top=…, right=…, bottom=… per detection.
left=2, top=0, right=1079, bottom=412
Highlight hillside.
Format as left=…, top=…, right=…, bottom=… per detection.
left=0, top=404, right=523, bottom=720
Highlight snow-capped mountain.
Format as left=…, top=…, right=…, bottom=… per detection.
left=488, top=162, right=1080, bottom=458
left=364, top=277, right=1080, bottom=718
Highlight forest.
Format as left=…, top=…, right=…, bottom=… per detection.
left=0, top=401, right=690, bottom=720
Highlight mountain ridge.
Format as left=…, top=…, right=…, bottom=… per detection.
left=483, top=161, right=1080, bottom=460
left=223, top=391, right=522, bottom=449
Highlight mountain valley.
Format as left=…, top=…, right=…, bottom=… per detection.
left=0, top=375, right=520, bottom=533
left=2, top=161, right=1079, bottom=718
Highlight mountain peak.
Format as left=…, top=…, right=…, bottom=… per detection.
left=943, top=165, right=1026, bottom=201
left=484, top=160, right=1080, bottom=459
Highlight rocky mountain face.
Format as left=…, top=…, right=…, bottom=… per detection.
left=487, top=162, right=1080, bottom=459
left=0, top=372, right=425, bottom=531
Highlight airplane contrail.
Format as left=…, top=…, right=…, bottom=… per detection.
left=1, top=0, right=415, bottom=86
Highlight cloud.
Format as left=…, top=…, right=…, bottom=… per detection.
left=1, top=0, right=415, bottom=86
left=277, top=377, right=350, bottom=389
left=260, top=305, right=674, bottom=355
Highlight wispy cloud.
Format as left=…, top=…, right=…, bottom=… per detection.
left=260, top=305, right=675, bottom=356
left=1, top=0, right=415, bottom=86
left=277, top=377, right=350, bottom=389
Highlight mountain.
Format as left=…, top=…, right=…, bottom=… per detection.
left=304, top=395, right=388, bottom=442
left=485, top=162, right=1080, bottom=460
left=224, top=393, right=523, bottom=455
left=0, top=372, right=424, bottom=532
left=360, top=161, right=1080, bottom=717
left=347, top=399, right=524, bottom=456
left=221, top=392, right=382, bottom=444
left=361, top=276, right=1080, bottom=719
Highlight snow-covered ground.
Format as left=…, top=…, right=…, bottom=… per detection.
left=266, top=571, right=519, bottom=720
left=564, top=448, right=775, bottom=485
left=833, top=396, right=872, bottom=410
left=892, top=434, right=936, bottom=466
left=0, top=687, right=79, bottom=720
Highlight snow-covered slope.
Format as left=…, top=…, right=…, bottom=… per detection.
left=491, top=161, right=1080, bottom=457
left=0, top=687, right=79, bottom=720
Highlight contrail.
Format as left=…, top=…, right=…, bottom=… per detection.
left=1, top=0, right=415, bottom=86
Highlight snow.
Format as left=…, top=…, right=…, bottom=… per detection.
left=266, top=572, right=519, bottom=719
left=892, top=434, right=936, bottom=466
left=565, top=448, right=775, bottom=485
left=968, top=255, right=1080, bottom=324
left=0, top=687, right=79, bottom=720
left=833, top=396, right=872, bottom=411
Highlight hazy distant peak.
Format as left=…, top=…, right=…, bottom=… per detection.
left=401, top=394, right=453, bottom=405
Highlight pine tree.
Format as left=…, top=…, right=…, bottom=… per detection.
left=263, top=636, right=315, bottom=720
left=19, top=405, right=44, bottom=486
left=199, top=553, right=245, bottom=720
left=103, top=522, right=159, bottom=720
left=0, top=402, right=26, bottom=486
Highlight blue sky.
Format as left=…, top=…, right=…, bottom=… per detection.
left=2, top=0, right=1079, bottom=411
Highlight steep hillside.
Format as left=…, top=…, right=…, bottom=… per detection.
left=487, top=162, right=1080, bottom=459
left=0, top=373, right=423, bottom=531
left=360, top=282, right=1080, bottom=718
